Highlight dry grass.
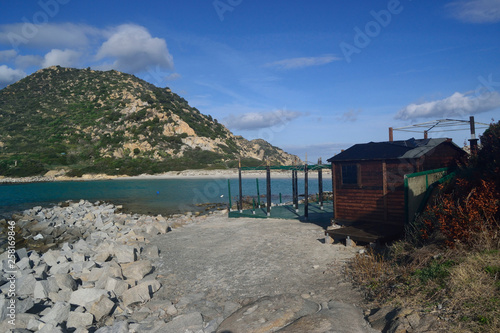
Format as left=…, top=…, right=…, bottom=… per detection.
left=447, top=250, right=500, bottom=332
left=348, top=232, right=500, bottom=332
left=348, top=250, right=392, bottom=296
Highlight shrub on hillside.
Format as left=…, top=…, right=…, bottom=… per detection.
left=421, top=178, right=499, bottom=248
left=418, top=121, right=500, bottom=248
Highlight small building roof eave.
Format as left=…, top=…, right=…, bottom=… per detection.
left=328, top=157, right=416, bottom=163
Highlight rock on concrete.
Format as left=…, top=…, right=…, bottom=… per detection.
left=40, top=301, right=70, bottom=325
left=114, top=244, right=137, bottom=263
left=16, top=274, right=37, bottom=297
left=367, top=306, right=442, bottom=333
left=33, top=280, right=50, bottom=300
left=217, top=294, right=320, bottom=333
left=38, top=322, right=63, bottom=333
left=67, top=312, right=94, bottom=329
left=94, top=320, right=129, bottom=333
left=105, top=277, right=129, bottom=295
left=89, top=295, right=115, bottom=322
left=121, top=280, right=161, bottom=307
left=54, top=273, right=77, bottom=291
left=155, top=312, right=204, bottom=333
left=278, top=301, right=378, bottom=333
left=121, top=260, right=152, bottom=281
left=69, top=288, right=108, bottom=308
left=0, top=297, right=8, bottom=322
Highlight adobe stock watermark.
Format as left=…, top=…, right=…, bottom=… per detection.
left=213, top=0, right=243, bottom=21
left=177, top=175, right=229, bottom=213
left=143, top=65, right=171, bottom=88
left=339, top=0, right=410, bottom=63
left=440, top=73, right=499, bottom=122
left=5, top=220, right=18, bottom=326
left=8, top=0, right=71, bottom=51
left=475, top=74, right=499, bottom=100
left=257, top=108, right=299, bottom=144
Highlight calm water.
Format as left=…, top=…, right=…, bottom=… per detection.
left=0, top=176, right=331, bottom=218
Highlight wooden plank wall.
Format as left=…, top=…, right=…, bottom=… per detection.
left=383, top=160, right=406, bottom=225
left=422, top=144, right=463, bottom=170
left=332, top=144, right=464, bottom=226
left=334, top=160, right=407, bottom=225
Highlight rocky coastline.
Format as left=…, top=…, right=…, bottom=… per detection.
left=0, top=200, right=208, bottom=332
left=0, top=199, right=439, bottom=332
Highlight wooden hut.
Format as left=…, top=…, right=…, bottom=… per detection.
left=326, top=138, right=466, bottom=235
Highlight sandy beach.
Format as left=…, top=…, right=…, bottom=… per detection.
left=121, top=168, right=331, bottom=179
left=0, top=168, right=332, bottom=184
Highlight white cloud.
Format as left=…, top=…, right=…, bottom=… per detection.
left=395, top=91, right=500, bottom=120
left=195, top=80, right=246, bottom=101
left=265, top=55, right=340, bottom=70
left=281, top=142, right=352, bottom=162
left=0, top=22, right=175, bottom=79
left=0, top=65, right=26, bottom=86
left=447, top=0, right=500, bottom=23
left=96, top=24, right=174, bottom=73
left=223, top=109, right=303, bottom=130
left=0, top=49, right=17, bottom=62
left=42, top=49, right=81, bottom=68
left=15, top=54, right=43, bottom=69
left=338, top=109, right=362, bottom=122
left=0, top=23, right=100, bottom=50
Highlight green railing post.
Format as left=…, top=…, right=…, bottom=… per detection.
left=227, top=179, right=232, bottom=211
left=238, top=159, right=243, bottom=212
left=256, top=178, right=261, bottom=208
left=318, top=158, right=323, bottom=210
left=304, top=159, right=309, bottom=221
left=266, top=162, right=271, bottom=217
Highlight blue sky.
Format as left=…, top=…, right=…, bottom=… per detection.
left=1, top=0, right=499, bottom=162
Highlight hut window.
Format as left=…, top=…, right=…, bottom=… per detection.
left=341, top=164, right=358, bottom=185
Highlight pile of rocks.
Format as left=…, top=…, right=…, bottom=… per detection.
left=366, top=306, right=443, bottom=332
left=1, top=200, right=172, bottom=252
left=0, top=200, right=190, bottom=332
left=0, top=176, right=57, bottom=184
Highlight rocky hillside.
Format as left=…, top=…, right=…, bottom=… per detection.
left=0, top=66, right=299, bottom=177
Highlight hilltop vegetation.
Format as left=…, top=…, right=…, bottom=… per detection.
left=349, top=121, right=500, bottom=333
left=0, top=66, right=298, bottom=177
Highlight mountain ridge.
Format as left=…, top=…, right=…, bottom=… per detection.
left=0, top=66, right=299, bottom=177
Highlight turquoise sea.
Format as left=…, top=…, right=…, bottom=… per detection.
left=0, top=176, right=331, bottom=218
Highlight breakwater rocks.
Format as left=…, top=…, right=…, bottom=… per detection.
left=0, top=176, right=57, bottom=184
left=0, top=200, right=203, bottom=332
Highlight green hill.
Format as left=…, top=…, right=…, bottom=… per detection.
left=0, top=66, right=298, bottom=177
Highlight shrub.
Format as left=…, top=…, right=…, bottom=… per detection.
left=421, top=178, right=499, bottom=248
left=418, top=121, right=500, bottom=248
left=0, top=158, right=47, bottom=177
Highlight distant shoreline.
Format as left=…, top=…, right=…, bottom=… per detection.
left=0, top=168, right=331, bottom=184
